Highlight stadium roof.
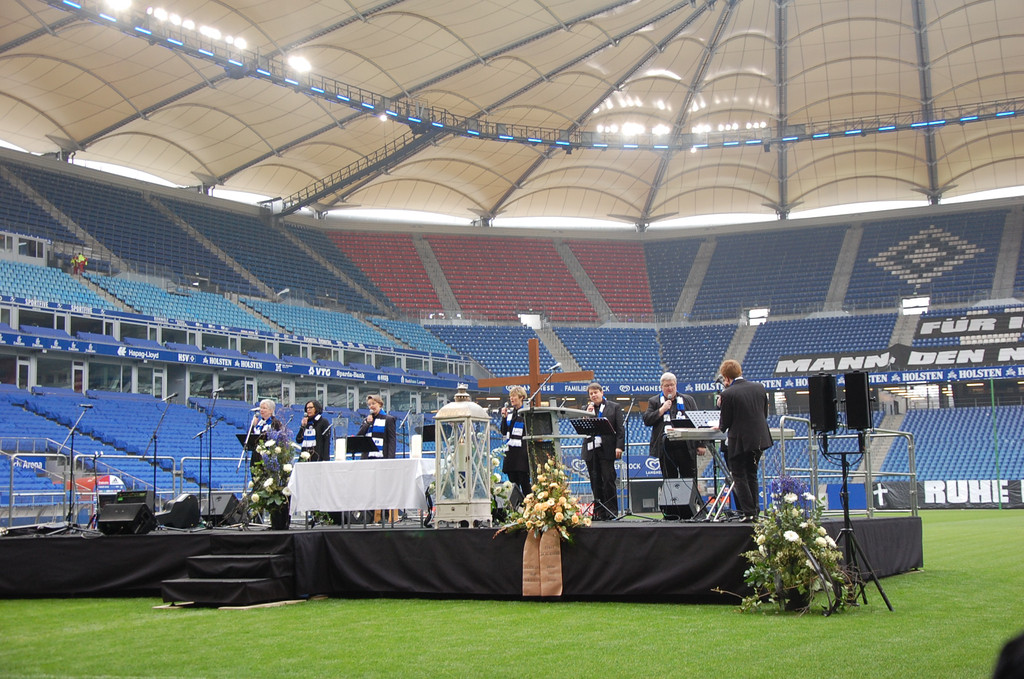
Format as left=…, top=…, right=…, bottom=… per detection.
left=1, top=0, right=1022, bottom=227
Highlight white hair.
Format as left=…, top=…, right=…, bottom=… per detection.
left=660, top=372, right=677, bottom=384
left=259, top=398, right=276, bottom=413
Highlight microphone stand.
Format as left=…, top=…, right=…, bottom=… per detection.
left=529, top=364, right=562, bottom=405
left=397, top=411, right=411, bottom=458
left=206, top=388, right=222, bottom=529
left=52, top=404, right=93, bottom=535
left=612, top=399, right=653, bottom=521
left=142, top=395, right=175, bottom=516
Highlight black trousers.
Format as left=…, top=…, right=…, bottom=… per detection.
left=728, top=448, right=763, bottom=517
left=506, top=470, right=532, bottom=504
left=586, top=456, right=618, bottom=519
left=660, top=442, right=697, bottom=481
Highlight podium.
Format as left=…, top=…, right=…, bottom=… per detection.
left=519, top=405, right=592, bottom=483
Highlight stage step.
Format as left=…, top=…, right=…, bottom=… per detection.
left=187, top=554, right=293, bottom=580
left=162, top=552, right=295, bottom=606
left=161, top=577, right=293, bottom=607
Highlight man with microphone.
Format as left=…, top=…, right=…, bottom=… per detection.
left=582, top=382, right=624, bottom=521
left=643, top=372, right=706, bottom=483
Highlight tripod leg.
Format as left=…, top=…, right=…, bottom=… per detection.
left=847, top=530, right=894, bottom=611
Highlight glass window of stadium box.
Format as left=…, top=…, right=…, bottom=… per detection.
left=88, top=362, right=128, bottom=393
left=35, top=357, right=72, bottom=390
left=188, top=371, right=214, bottom=398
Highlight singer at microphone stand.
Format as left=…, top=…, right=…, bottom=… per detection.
left=296, top=399, right=331, bottom=462
left=499, top=386, right=530, bottom=501
left=247, top=399, right=284, bottom=467
left=582, top=382, right=624, bottom=521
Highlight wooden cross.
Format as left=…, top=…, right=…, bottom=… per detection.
left=477, top=338, right=594, bottom=406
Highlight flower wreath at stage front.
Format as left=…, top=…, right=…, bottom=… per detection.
left=740, top=476, right=855, bottom=614
left=248, top=428, right=305, bottom=517
left=496, top=459, right=591, bottom=542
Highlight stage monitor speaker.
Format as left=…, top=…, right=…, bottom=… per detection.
left=807, top=373, right=838, bottom=432
left=844, top=371, right=873, bottom=430
left=97, top=502, right=157, bottom=535
left=156, top=493, right=200, bottom=529
left=116, top=489, right=154, bottom=507
left=658, top=479, right=701, bottom=520
left=200, top=492, right=241, bottom=526
left=508, top=486, right=525, bottom=511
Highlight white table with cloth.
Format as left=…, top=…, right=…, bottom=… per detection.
left=287, top=458, right=435, bottom=513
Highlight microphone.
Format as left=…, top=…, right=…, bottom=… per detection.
left=79, top=403, right=93, bottom=409
left=212, top=387, right=225, bottom=394
left=530, top=363, right=563, bottom=403
left=162, top=392, right=178, bottom=402
left=249, top=407, right=261, bottom=411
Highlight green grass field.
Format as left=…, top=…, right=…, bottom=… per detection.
left=1, top=510, right=1021, bottom=679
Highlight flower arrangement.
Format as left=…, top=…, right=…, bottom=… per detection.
left=496, top=459, right=590, bottom=541
left=740, top=476, right=854, bottom=614
left=490, top=451, right=515, bottom=521
left=248, top=428, right=305, bottom=517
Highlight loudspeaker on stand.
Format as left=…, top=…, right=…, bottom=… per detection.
left=844, top=371, right=873, bottom=430
left=808, top=373, right=838, bottom=432
left=658, top=478, right=701, bottom=520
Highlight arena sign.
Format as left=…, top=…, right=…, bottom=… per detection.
left=0, top=328, right=461, bottom=390
left=915, top=311, right=1024, bottom=342
left=774, top=343, right=1024, bottom=376
left=5, top=322, right=1024, bottom=397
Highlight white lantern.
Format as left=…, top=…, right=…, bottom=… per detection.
left=434, top=385, right=493, bottom=528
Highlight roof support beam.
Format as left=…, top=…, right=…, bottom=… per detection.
left=639, top=0, right=739, bottom=223
left=276, top=128, right=442, bottom=215
left=768, top=0, right=794, bottom=219
left=912, top=0, right=942, bottom=204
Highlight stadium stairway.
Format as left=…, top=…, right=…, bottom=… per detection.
left=161, top=542, right=296, bottom=607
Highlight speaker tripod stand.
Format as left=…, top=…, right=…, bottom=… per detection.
left=829, top=430, right=893, bottom=613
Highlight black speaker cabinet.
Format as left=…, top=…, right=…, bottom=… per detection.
left=658, top=478, right=701, bottom=520
left=156, top=493, right=200, bottom=529
left=200, top=492, right=241, bottom=526
left=808, top=373, right=838, bottom=432
left=844, top=371, right=873, bottom=430
left=97, top=502, right=157, bottom=535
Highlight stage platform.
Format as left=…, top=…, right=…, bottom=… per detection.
left=0, top=516, right=922, bottom=603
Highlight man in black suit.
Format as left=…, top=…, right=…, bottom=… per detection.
left=715, top=359, right=773, bottom=521
left=582, top=382, right=625, bottom=521
left=643, top=372, right=705, bottom=482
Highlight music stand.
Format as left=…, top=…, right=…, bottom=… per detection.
left=684, top=410, right=719, bottom=428
left=568, top=417, right=621, bottom=520
left=567, top=417, right=615, bottom=438
left=415, top=424, right=436, bottom=440
left=345, top=435, right=379, bottom=460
